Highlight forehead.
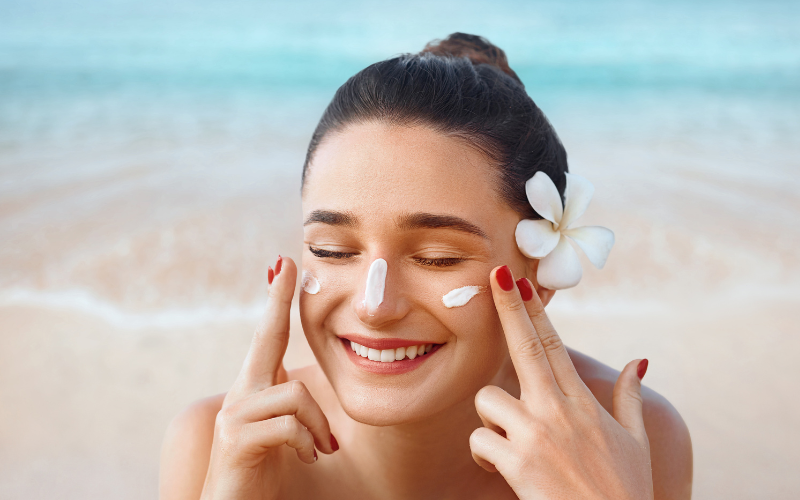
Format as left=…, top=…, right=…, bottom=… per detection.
left=303, top=121, right=508, bottom=222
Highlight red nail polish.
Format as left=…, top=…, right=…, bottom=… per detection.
left=268, top=267, right=274, bottom=285
left=516, top=278, right=533, bottom=301
left=637, top=359, right=649, bottom=380
left=330, top=433, right=339, bottom=451
left=496, top=266, right=514, bottom=291
left=275, top=255, right=283, bottom=275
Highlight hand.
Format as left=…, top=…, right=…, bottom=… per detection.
left=469, top=265, right=654, bottom=500
left=201, top=256, right=338, bottom=500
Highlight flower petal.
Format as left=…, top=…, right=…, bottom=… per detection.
left=515, top=219, right=560, bottom=258
left=536, top=235, right=583, bottom=290
left=525, top=171, right=563, bottom=225
left=563, top=225, right=615, bottom=269
left=560, top=173, right=595, bottom=229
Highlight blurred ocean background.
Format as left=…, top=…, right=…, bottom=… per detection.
left=1, top=0, right=798, bottom=498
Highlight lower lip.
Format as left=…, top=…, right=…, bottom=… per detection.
left=341, top=339, right=442, bottom=375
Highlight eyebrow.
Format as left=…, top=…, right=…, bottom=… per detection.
left=397, top=212, right=489, bottom=239
left=304, top=209, right=489, bottom=240
left=304, top=210, right=358, bottom=227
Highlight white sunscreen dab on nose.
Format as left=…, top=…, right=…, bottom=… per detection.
left=301, top=270, right=320, bottom=294
left=364, top=258, right=388, bottom=314
left=442, top=286, right=483, bottom=308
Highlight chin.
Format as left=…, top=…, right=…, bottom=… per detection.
left=333, top=383, right=455, bottom=426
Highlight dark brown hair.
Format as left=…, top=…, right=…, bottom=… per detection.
left=301, top=33, right=568, bottom=219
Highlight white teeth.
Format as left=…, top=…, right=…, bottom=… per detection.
left=348, top=340, right=437, bottom=362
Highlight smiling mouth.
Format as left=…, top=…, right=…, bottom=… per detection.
left=348, top=340, right=438, bottom=363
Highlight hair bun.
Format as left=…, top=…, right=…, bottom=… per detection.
left=421, top=33, right=522, bottom=85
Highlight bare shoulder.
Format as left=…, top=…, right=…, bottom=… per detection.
left=568, top=348, right=693, bottom=500
left=159, top=393, right=225, bottom=500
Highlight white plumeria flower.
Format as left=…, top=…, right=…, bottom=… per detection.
left=515, top=172, right=615, bottom=290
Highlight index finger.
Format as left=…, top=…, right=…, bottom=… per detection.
left=490, top=265, right=560, bottom=399
left=518, top=277, right=589, bottom=398
left=239, top=256, right=298, bottom=390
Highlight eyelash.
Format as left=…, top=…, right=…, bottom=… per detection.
left=308, top=246, right=358, bottom=259
left=308, top=246, right=465, bottom=268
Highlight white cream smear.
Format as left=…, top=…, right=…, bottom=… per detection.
left=442, top=286, right=483, bottom=308
left=364, top=258, right=388, bottom=314
left=301, top=270, right=320, bottom=294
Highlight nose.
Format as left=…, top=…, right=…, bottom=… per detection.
left=352, top=258, right=411, bottom=328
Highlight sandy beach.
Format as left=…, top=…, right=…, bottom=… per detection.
left=2, top=0, right=799, bottom=497
left=2, top=114, right=799, bottom=498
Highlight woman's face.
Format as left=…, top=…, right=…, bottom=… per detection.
left=300, top=121, right=532, bottom=426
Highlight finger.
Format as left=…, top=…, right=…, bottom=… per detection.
left=612, top=359, right=649, bottom=448
left=469, top=426, right=513, bottom=474
left=243, top=415, right=318, bottom=464
left=474, top=385, right=528, bottom=439
left=229, top=381, right=336, bottom=454
left=239, top=256, right=298, bottom=389
left=518, top=277, right=589, bottom=398
left=490, top=265, right=559, bottom=397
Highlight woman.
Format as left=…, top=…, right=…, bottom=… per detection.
left=160, top=33, right=692, bottom=499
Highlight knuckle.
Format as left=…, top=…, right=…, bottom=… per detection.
left=469, top=426, right=493, bottom=448
left=279, top=415, right=304, bottom=439
left=475, top=385, right=510, bottom=411
left=474, top=385, right=495, bottom=407
left=538, top=332, right=564, bottom=353
left=501, top=298, right=527, bottom=313
left=286, top=380, right=309, bottom=399
left=514, top=336, right=546, bottom=362
left=215, top=404, right=238, bottom=429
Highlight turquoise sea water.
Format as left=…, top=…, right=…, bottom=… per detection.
left=1, top=0, right=798, bottom=151
left=1, top=0, right=798, bottom=311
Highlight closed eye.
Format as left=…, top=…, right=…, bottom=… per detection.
left=413, top=256, right=466, bottom=267
left=308, top=245, right=358, bottom=259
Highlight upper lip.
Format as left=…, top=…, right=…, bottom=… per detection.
left=339, top=334, right=440, bottom=350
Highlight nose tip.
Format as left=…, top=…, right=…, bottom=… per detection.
left=353, top=258, right=410, bottom=327
left=364, top=258, right=388, bottom=315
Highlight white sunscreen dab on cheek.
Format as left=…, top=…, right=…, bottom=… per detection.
left=364, top=258, right=388, bottom=314
left=442, top=286, right=483, bottom=308
left=301, top=270, right=320, bottom=294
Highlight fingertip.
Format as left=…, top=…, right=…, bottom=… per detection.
left=494, top=265, right=515, bottom=291
left=276, top=255, right=283, bottom=275
left=330, top=433, right=339, bottom=452
left=268, top=267, right=274, bottom=285
left=516, top=278, right=534, bottom=301
left=637, top=358, right=649, bottom=380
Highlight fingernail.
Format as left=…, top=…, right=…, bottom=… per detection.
left=330, top=433, right=339, bottom=451
left=496, top=265, right=514, bottom=291
left=275, top=255, right=283, bottom=275
left=313, top=450, right=318, bottom=461
left=268, top=266, right=274, bottom=285
left=637, top=359, right=649, bottom=380
left=516, top=278, right=533, bottom=301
